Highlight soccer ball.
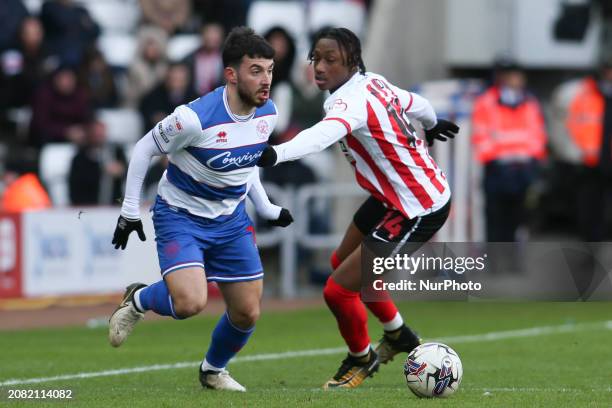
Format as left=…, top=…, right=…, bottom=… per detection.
left=403, top=342, right=462, bottom=398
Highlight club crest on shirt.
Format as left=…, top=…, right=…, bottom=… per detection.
left=256, top=120, right=270, bottom=140
left=331, top=98, right=348, bottom=112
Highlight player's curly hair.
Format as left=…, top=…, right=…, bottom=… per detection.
left=222, top=26, right=275, bottom=68
left=308, top=27, right=366, bottom=74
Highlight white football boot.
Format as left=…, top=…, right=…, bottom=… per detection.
left=108, top=283, right=146, bottom=347
left=199, top=369, right=246, bottom=392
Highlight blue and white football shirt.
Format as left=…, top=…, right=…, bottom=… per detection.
left=151, top=86, right=277, bottom=219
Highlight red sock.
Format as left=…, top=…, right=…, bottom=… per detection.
left=323, top=277, right=370, bottom=353
left=362, top=297, right=399, bottom=324
left=330, top=250, right=399, bottom=325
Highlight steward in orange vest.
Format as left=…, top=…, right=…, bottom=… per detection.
left=471, top=58, right=548, bottom=242
left=562, top=61, right=612, bottom=241
left=566, top=76, right=612, bottom=167
left=1, top=173, right=51, bottom=212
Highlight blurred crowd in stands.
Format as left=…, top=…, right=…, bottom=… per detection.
left=1, top=0, right=612, bottom=244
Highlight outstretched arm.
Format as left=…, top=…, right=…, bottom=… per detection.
left=257, top=119, right=347, bottom=167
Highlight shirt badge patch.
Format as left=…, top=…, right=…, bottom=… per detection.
left=256, top=120, right=270, bottom=140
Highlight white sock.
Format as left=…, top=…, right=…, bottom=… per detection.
left=383, top=312, right=404, bottom=332
left=132, top=288, right=145, bottom=313
left=201, top=359, right=223, bottom=373
left=349, top=344, right=371, bottom=358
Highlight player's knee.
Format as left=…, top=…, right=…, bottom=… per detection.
left=323, top=277, right=336, bottom=303
left=230, top=307, right=260, bottom=329
left=173, top=293, right=207, bottom=318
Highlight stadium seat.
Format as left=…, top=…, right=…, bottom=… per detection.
left=23, top=0, right=43, bottom=14
left=246, top=1, right=305, bottom=41
left=97, top=108, right=143, bottom=144
left=81, top=0, right=141, bottom=34
left=167, top=34, right=201, bottom=62
left=309, top=1, right=365, bottom=36
left=97, top=34, right=137, bottom=68
left=39, top=143, right=77, bottom=206
left=5, top=107, right=32, bottom=141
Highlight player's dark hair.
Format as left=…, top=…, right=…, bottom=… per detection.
left=308, top=27, right=366, bottom=74
left=222, top=26, right=275, bottom=68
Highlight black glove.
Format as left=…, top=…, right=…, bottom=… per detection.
left=267, top=208, right=293, bottom=227
left=112, top=215, right=146, bottom=250
left=424, top=119, right=460, bottom=147
left=257, top=146, right=277, bottom=167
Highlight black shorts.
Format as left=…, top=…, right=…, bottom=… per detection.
left=355, top=196, right=451, bottom=255
left=353, top=196, right=388, bottom=235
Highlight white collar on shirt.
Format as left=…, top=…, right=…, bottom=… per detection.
left=223, top=87, right=256, bottom=122
left=328, top=72, right=366, bottom=99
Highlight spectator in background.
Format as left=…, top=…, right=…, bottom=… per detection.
left=0, top=0, right=28, bottom=52
left=263, top=26, right=297, bottom=139
left=264, top=27, right=296, bottom=90
left=139, top=0, right=192, bottom=35
left=124, top=26, right=168, bottom=108
left=69, top=119, right=126, bottom=205
left=40, top=0, right=100, bottom=66
left=552, top=59, right=612, bottom=241
left=79, top=48, right=119, bottom=109
left=183, top=23, right=224, bottom=96
left=29, top=64, right=92, bottom=148
left=1, top=17, right=55, bottom=144
left=471, top=58, right=547, bottom=242
left=1, top=17, right=55, bottom=109
left=139, top=62, right=197, bottom=132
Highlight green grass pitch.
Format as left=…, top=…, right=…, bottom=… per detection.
left=1, top=302, right=611, bottom=407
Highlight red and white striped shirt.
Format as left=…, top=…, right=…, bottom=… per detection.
left=273, top=72, right=450, bottom=219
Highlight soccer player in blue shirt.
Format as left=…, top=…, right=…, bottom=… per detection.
left=108, top=27, right=293, bottom=392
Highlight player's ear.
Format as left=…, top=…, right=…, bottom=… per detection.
left=224, top=66, right=238, bottom=85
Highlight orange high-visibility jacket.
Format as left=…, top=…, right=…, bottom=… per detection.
left=565, top=77, right=605, bottom=166
left=1, top=173, right=52, bottom=212
left=471, top=86, right=547, bottom=164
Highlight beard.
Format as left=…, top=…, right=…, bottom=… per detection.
left=237, top=78, right=266, bottom=108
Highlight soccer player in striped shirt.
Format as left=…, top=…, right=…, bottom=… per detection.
left=108, top=27, right=293, bottom=392
left=257, top=27, right=459, bottom=389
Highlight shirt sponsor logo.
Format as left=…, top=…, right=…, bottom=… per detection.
left=206, top=150, right=263, bottom=170
left=157, top=122, right=170, bottom=143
